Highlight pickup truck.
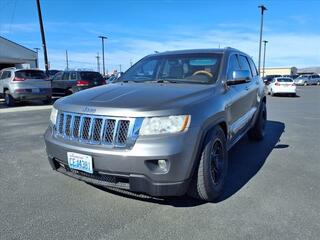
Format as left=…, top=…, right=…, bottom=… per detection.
left=44, top=48, right=266, bottom=202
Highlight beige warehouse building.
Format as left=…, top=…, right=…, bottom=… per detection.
left=260, top=67, right=298, bottom=76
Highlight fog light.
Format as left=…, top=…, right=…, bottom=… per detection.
left=158, top=160, right=167, bottom=171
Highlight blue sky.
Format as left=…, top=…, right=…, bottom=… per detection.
left=1, top=0, right=320, bottom=71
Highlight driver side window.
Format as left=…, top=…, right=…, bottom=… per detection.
left=227, top=54, right=240, bottom=79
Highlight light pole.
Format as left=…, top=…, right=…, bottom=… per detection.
left=98, top=35, right=107, bottom=76
left=258, top=5, right=267, bottom=76
left=36, top=0, right=49, bottom=72
left=34, top=47, right=40, bottom=68
left=96, top=52, right=100, bottom=73
left=262, top=40, right=268, bottom=78
left=65, top=50, right=69, bottom=70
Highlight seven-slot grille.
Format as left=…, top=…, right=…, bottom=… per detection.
left=55, top=112, right=133, bottom=147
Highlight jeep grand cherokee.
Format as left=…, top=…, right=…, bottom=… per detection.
left=44, top=48, right=266, bottom=202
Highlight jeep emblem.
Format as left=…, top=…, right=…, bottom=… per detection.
left=82, top=106, right=96, bottom=113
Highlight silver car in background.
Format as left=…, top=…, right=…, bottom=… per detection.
left=294, top=74, right=320, bottom=86
left=0, top=68, right=52, bottom=106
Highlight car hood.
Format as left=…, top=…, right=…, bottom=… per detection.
left=55, top=82, right=216, bottom=117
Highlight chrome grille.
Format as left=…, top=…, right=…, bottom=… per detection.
left=55, top=112, right=136, bottom=148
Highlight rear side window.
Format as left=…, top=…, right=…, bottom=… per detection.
left=238, top=55, right=252, bottom=73
left=70, top=72, right=77, bottom=80
left=79, top=72, right=103, bottom=81
left=15, top=70, right=46, bottom=79
left=62, top=72, right=70, bottom=80
left=0, top=71, right=10, bottom=79
left=248, top=58, right=258, bottom=76
left=53, top=72, right=63, bottom=80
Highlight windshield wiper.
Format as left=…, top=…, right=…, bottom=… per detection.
left=154, top=79, right=178, bottom=83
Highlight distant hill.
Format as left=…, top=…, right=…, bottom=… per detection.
left=298, top=67, right=320, bottom=74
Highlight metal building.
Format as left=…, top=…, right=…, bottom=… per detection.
left=0, top=36, right=37, bottom=70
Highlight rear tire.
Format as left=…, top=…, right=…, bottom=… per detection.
left=270, top=89, right=274, bottom=96
left=248, top=101, right=267, bottom=141
left=188, top=126, right=228, bottom=202
left=4, top=91, right=15, bottom=107
left=43, top=97, right=52, bottom=105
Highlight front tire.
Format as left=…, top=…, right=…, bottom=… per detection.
left=5, top=91, right=15, bottom=107
left=248, top=101, right=267, bottom=141
left=188, top=126, right=228, bottom=202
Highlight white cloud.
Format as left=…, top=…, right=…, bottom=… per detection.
left=12, top=22, right=317, bottom=71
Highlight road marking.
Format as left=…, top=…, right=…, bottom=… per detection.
left=0, top=105, right=52, bottom=113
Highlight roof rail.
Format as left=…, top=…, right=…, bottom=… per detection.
left=1, top=67, right=17, bottom=71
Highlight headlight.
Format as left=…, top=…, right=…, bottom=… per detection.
left=50, top=107, right=58, bottom=125
left=139, top=115, right=191, bottom=136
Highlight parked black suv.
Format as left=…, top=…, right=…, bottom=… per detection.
left=51, top=71, right=105, bottom=96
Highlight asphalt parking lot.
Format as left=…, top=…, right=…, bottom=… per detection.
left=0, top=86, right=319, bottom=240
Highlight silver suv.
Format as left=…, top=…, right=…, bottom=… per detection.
left=294, top=74, right=320, bottom=86
left=44, top=48, right=266, bottom=202
left=0, top=68, right=52, bottom=106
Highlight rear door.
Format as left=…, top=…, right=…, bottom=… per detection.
left=238, top=55, right=260, bottom=114
left=14, top=70, right=50, bottom=93
left=51, top=72, right=63, bottom=94
left=60, top=72, right=70, bottom=91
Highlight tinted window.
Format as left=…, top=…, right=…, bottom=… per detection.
left=79, top=72, right=103, bottom=81
left=70, top=72, right=77, bottom=80
left=238, top=55, right=251, bottom=72
left=121, top=53, right=222, bottom=84
left=53, top=72, right=63, bottom=80
left=277, top=78, right=293, bottom=82
left=0, top=71, right=7, bottom=79
left=227, top=54, right=241, bottom=79
left=62, top=72, right=70, bottom=80
left=15, top=70, right=46, bottom=79
left=248, top=58, right=258, bottom=76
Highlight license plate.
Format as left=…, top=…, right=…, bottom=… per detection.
left=32, top=88, right=40, bottom=93
left=67, top=152, right=93, bottom=174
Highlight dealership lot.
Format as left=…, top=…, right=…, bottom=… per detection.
left=0, top=86, right=319, bottom=240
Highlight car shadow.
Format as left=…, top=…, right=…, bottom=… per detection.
left=0, top=97, right=60, bottom=109
left=270, top=94, right=300, bottom=98
left=216, top=120, right=286, bottom=202
left=90, top=120, right=286, bottom=207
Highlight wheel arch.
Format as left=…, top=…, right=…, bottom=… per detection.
left=189, top=119, right=228, bottom=181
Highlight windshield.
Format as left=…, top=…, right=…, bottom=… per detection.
left=120, top=53, right=222, bottom=84
left=15, top=70, right=47, bottom=79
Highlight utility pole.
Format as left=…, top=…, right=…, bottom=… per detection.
left=258, top=5, right=267, bottom=75
left=36, top=0, right=49, bottom=72
left=96, top=52, right=100, bottom=73
left=130, top=59, right=133, bottom=67
left=65, top=50, right=69, bottom=70
left=34, top=47, right=40, bottom=68
left=262, top=40, right=268, bottom=78
left=119, top=64, right=122, bottom=72
left=98, top=35, right=107, bottom=76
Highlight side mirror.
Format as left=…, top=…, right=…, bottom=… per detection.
left=116, top=72, right=123, bottom=79
left=227, top=70, right=251, bottom=85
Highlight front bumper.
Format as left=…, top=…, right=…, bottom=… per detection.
left=44, top=126, right=200, bottom=197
